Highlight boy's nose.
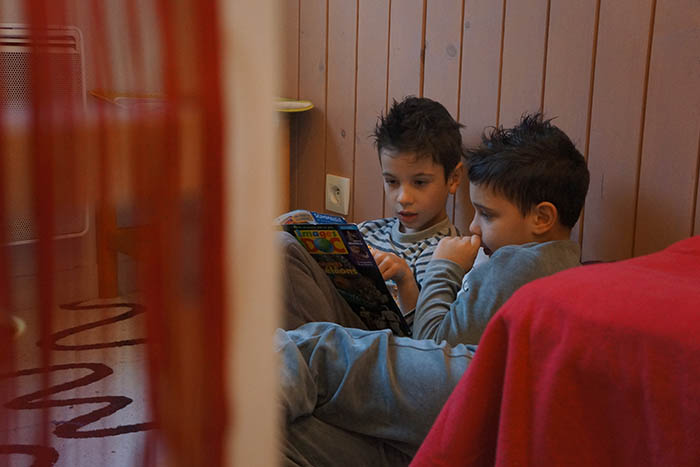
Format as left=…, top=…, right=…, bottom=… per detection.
left=396, top=187, right=413, bottom=205
left=469, top=217, right=481, bottom=236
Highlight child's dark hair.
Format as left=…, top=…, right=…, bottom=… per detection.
left=373, top=96, right=464, bottom=179
left=466, top=113, right=589, bottom=229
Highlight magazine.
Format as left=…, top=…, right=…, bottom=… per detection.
left=280, top=213, right=411, bottom=337
left=275, top=209, right=348, bottom=225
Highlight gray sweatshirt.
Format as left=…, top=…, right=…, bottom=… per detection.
left=414, top=240, right=582, bottom=346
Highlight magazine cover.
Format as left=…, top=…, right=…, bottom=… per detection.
left=283, top=223, right=412, bottom=337
left=275, top=209, right=347, bottom=225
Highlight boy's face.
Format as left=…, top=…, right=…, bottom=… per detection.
left=468, top=182, right=537, bottom=256
left=380, top=150, right=461, bottom=233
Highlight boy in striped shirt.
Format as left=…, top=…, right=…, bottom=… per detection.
left=283, top=96, right=468, bottom=330
left=359, top=96, right=469, bottom=322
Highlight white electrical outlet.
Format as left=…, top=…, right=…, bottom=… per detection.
left=325, top=174, right=350, bottom=215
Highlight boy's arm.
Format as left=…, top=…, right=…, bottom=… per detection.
left=413, top=235, right=499, bottom=345
left=412, top=258, right=476, bottom=344
left=414, top=242, right=573, bottom=346
left=277, top=322, right=473, bottom=451
left=371, top=249, right=419, bottom=313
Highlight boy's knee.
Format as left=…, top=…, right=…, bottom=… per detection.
left=278, top=230, right=297, bottom=246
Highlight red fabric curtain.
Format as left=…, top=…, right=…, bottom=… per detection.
left=0, top=1, right=229, bottom=465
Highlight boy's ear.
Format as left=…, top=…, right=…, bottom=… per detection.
left=531, top=201, right=559, bottom=235
left=447, top=162, right=463, bottom=195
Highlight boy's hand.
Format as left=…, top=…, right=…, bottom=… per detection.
left=371, top=249, right=414, bottom=286
left=433, top=235, right=482, bottom=271
left=371, top=248, right=419, bottom=313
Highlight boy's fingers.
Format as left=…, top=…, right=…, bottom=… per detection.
left=470, top=235, right=481, bottom=249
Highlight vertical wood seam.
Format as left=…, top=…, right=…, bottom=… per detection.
left=383, top=0, right=392, bottom=218
left=294, top=0, right=301, bottom=208
left=351, top=0, right=360, bottom=221
left=583, top=0, right=602, bottom=161
left=630, top=0, right=658, bottom=256
left=386, top=0, right=392, bottom=111
left=579, top=0, right=602, bottom=252
left=456, top=0, right=466, bottom=123
left=539, top=0, right=551, bottom=113
left=296, top=0, right=301, bottom=100
left=419, top=0, right=427, bottom=97
left=323, top=0, right=330, bottom=207
left=496, top=0, right=507, bottom=126
left=288, top=0, right=301, bottom=209
left=453, top=0, right=467, bottom=222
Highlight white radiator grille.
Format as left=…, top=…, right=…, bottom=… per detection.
left=0, top=50, right=84, bottom=111
left=1, top=24, right=89, bottom=244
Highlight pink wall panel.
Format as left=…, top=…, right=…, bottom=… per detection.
left=386, top=0, right=423, bottom=104
left=454, top=0, right=505, bottom=234
left=422, top=0, right=464, bottom=228
left=498, top=0, right=548, bottom=128
left=634, top=0, right=700, bottom=255
left=353, top=0, right=389, bottom=223
left=582, top=0, right=654, bottom=261
left=280, top=0, right=300, bottom=212
left=384, top=0, right=424, bottom=217
left=326, top=0, right=358, bottom=219
left=295, top=0, right=327, bottom=212
left=423, top=0, right=463, bottom=118
left=542, top=0, right=597, bottom=245
left=280, top=0, right=299, bottom=99
left=542, top=0, right=597, bottom=154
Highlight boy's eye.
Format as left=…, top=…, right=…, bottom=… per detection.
left=413, top=180, right=428, bottom=187
left=384, top=179, right=398, bottom=186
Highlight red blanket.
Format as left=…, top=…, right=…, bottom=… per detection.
left=412, top=236, right=700, bottom=466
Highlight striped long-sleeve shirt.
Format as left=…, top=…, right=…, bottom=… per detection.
left=358, top=217, right=460, bottom=289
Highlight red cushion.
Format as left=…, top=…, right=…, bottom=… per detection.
left=412, top=236, right=700, bottom=466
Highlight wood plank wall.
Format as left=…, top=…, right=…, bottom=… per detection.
left=281, top=0, right=700, bottom=262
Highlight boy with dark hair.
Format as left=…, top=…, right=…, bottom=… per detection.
left=278, top=113, right=590, bottom=466
left=283, top=96, right=465, bottom=329
left=360, top=96, right=467, bottom=316
left=413, top=113, right=590, bottom=344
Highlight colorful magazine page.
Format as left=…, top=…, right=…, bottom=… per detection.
left=283, top=223, right=411, bottom=337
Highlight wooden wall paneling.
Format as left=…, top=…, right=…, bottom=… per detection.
left=294, top=0, right=328, bottom=212
left=423, top=0, right=462, bottom=117
left=422, top=0, right=464, bottom=228
left=542, top=0, right=597, bottom=245
left=280, top=0, right=300, bottom=99
left=542, top=0, right=597, bottom=160
left=288, top=116, right=300, bottom=210
left=498, top=0, right=549, bottom=128
left=280, top=0, right=300, bottom=213
left=387, top=0, right=424, bottom=103
left=353, top=0, right=390, bottom=223
left=325, top=0, right=358, bottom=219
left=454, top=0, right=505, bottom=234
left=384, top=0, right=425, bottom=217
left=582, top=0, right=654, bottom=261
left=633, top=0, right=700, bottom=255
